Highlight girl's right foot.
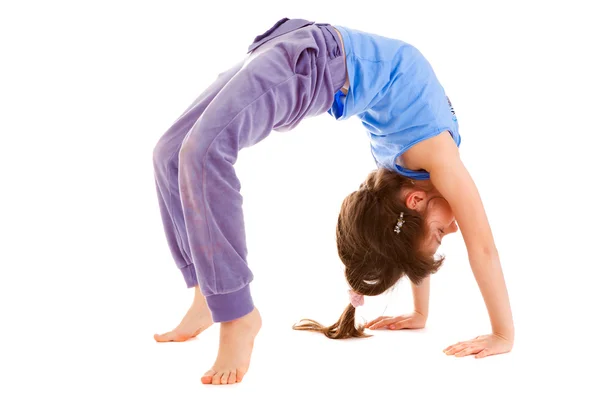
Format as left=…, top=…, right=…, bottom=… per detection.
left=154, top=286, right=213, bottom=342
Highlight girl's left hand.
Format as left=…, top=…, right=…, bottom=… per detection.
left=444, top=333, right=513, bottom=359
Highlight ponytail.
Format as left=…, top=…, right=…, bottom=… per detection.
left=292, top=303, right=370, bottom=339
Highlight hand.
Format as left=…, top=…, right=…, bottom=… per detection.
left=364, top=311, right=427, bottom=330
left=444, top=333, right=513, bottom=359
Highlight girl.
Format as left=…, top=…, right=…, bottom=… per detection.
left=152, top=17, right=513, bottom=385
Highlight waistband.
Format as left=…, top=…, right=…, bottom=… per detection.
left=316, top=23, right=346, bottom=92
left=248, top=18, right=343, bottom=61
left=246, top=18, right=347, bottom=92
left=316, top=23, right=343, bottom=60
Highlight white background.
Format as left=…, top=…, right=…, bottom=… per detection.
left=1, top=0, right=599, bottom=398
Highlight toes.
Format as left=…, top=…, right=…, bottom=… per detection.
left=154, top=331, right=188, bottom=342
left=202, top=369, right=238, bottom=385
left=228, top=370, right=237, bottom=384
left=154, top=332, right=175, bottom=342
left=236, top=369, right=245, bottom=383
left=212, top=371, right=225, bottom=385
left=220, top=371, right=230, bottom=385
left=201, top=370, right=216, bottom=385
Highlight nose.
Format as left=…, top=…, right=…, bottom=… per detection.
left=448, top=220, right=458, bottom=234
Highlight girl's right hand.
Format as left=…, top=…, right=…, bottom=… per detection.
left=365, top=311, right=427, bottom=330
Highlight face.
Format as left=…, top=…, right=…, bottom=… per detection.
left=403, top=184, right=458, bottom=254
left=422, top=196, right=458, bottom=253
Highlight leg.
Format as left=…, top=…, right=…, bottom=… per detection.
left=153, top=60, right=244, bottom=342
left=153, top=60, right=245, bottom=287
left=178, top=33, right=343, bottom=384
left=180, top=44, right=340, bottom=321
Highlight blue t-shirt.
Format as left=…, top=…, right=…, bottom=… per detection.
left=328, top=25, right=461, bottom=180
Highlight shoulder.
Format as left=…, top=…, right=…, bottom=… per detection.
left=400, top=130, right=459, bottom=171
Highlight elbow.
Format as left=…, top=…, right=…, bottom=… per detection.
left=468, top=244, right=499, bottom=263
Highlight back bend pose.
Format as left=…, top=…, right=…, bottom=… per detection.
left=152, top=18, right=514, bottom=385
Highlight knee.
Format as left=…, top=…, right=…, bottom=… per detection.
left=178, top=134, right=210, bottom=173
left=153, top=133, right=183, bottom=173
left=178, top=135, right=198, bottom=165
left=178, top=131, right=234, bottom=185
left=177, top=137, right=212, bottom=190
left=178, top=115, right=233, bottom=172
left=179, top=126, right=220, bottom=165
left=152, top=137, right=168, bottom=168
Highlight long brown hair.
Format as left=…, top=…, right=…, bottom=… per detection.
left=293, top=167, right=444, bottom=339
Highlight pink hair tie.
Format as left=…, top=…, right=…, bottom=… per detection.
left=348, top=290, right=364, bottom=308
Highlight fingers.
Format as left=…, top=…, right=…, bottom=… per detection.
left=444, top=342, right=471, bottom=355
left=444, top=336, right=482, bottom=352
left=369, top=318, right=395, bottom=330
left=366, top=317, right=394, bottom=330
left=474, top=348, right=491, bottom=359
left=444, top=336, right=483, bottom=352
left=454, top=345, right=485, bottom=357
left=444, top=341, right=466, bottom=353
left=388, top=320, right=410, bottom=330
left=368, top=316, right=410, bottom=330
left=364, top=316, right=389, bottom=329
left=444, top=340, right=488, bottom=357
left=443, top=334, right=511, bottom=359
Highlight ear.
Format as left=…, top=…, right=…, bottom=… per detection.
left=405, top=190, right=428, bottom=211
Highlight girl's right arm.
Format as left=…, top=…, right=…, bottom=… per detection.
left=411, top=275, right=430, bottom=319
left=365, top=277, right=429, bottom=330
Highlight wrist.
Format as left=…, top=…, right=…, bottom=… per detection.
left=493, top=328, right=514, bottom=342
left=414, top=309, right=428, bottom=319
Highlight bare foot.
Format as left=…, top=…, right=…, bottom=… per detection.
left=154, top=286, right=213, bottom=342
left=201, top=307, right=262, bottom=385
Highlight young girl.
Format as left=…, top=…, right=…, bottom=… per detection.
left=152, top=17, right=514, bottom=385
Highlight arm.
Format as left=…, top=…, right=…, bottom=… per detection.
left=404, top=131, right=514, bottom=343
left=365, top=276, right=430, bottom=330
left=412, top=276, right=430, bottom=319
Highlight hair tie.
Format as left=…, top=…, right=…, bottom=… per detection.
left=348, top=290, right=364, bottom=308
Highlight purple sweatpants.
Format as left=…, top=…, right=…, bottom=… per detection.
left=152, top=19, right=346, bottom=322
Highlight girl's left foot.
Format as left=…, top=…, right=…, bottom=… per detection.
left=201, top=307, right=262, bottom=385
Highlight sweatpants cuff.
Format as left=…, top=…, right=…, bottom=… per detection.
left=206, top=284, right=254, bottom=323
left=180, top=263, right=198, bottom=288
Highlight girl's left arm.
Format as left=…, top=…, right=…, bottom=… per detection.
left=404, top=131, right=514, bottom=357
